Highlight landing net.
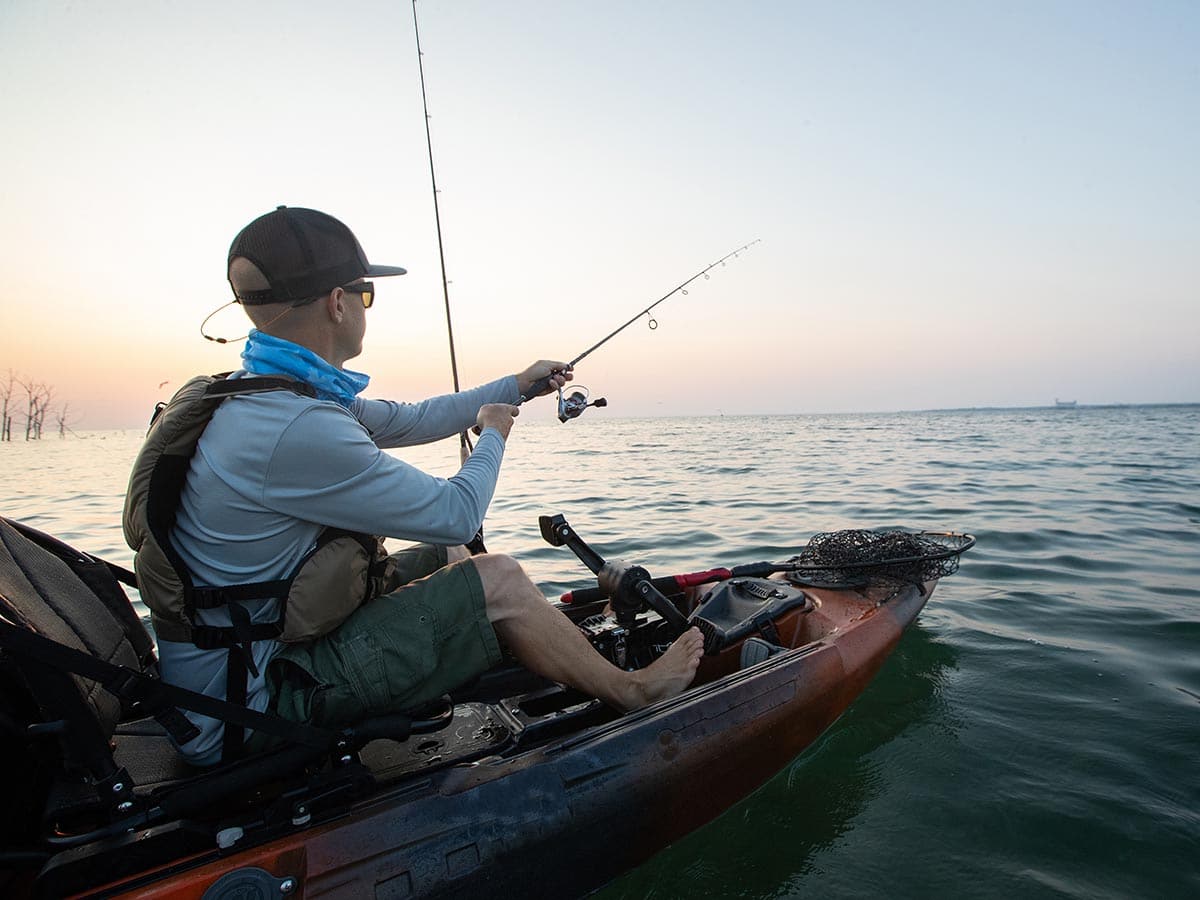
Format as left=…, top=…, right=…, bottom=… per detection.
left=783, top=530, right=975, bottom=589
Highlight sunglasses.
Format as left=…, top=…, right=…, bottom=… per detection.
left=341, top=281, right=375, bottom=309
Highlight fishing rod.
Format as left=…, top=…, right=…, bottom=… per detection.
left=412, top=3, right=758, bottom=425
left=412, top=0, right=472, bottom=460
left=521, top=239, right=762, bottom=421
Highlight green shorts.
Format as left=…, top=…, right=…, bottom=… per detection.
left=263, top=544, right=501, bottom=736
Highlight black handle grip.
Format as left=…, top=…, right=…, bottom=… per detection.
left=520, top=374, right=554, bottom=403
left=539, top=514, right=607, bottom=574
left=563, top=574, right=683, bottom=605
left=633, top=578, right=691, bottom=634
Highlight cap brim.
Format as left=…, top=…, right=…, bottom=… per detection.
left=366, top=264, right=407, bottom=277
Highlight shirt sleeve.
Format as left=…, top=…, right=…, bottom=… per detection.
left=351, top=376, right=520, bottom=448
left=258, top=402, right=507, bottom=545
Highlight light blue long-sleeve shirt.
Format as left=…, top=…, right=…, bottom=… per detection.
left=160, top=371, right=520, bottom=764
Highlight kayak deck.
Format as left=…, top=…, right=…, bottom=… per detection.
left=82, top=578, right=934, bottom=899
left=2, top=508, right=962, bottom=899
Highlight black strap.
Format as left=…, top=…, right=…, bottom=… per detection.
left=222, top=646, right=248, bottom=762
left=189, top=621, right=280, bottom=650
left=0, top=618, right=335, bottom=751
left=103, top=560, right=138, bottom=589
left=753, top=613, right=782, bottom=646
left=203, top=376, right=317, bottom=399
left=153, top=705, right=202, bottom=745
left=191, top=579, right=292, bottom=609
left=226, top=601, right=261, bottom=679
left=219, top=598, right=261, bottom=762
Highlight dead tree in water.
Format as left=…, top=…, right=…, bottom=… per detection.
left=55, top=403, right=79, bottom=438
left=1, top=374, right=74, bottom=440
left=17, top=378, right=52, bottom=440
left=0, top=370, right=13, bottom=441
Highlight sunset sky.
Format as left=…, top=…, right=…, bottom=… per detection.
left=1, top=0, right=1197, bottom=429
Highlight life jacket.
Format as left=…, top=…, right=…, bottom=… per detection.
left=122, top=373, right=396, bottom=759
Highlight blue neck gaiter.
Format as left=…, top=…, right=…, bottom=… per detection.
left=241, top=330, right=370, bottom=409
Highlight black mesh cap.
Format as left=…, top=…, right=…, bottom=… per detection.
left=227, top=206, right=407, bottom=304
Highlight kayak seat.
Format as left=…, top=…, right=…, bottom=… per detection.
left=113, top=715, right=202, bottom=789
left=689, top=577, right=812, bottom=654
left=0, top=515, right=452, bottom=890
left=0, top=517, right=152, bottom=840
left=739, top=636, right=787, bottom=668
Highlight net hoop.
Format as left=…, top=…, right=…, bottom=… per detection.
left=783, top=530, right=975, bottom=589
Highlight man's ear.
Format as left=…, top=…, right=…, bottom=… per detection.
left=325, top=288, right=346, bottom=322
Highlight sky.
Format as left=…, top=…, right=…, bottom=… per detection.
left=1, top=0, right=1197, bottom=429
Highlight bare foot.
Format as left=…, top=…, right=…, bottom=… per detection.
left=620, top=627, right=705, bottom=711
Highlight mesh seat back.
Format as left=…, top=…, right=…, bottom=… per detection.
left=0, top=517, right=144, bottom=739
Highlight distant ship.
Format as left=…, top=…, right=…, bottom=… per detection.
left=1054, top=399, right=1078, bottom=408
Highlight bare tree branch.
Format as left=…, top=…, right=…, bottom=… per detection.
left=0, top=369, right=13, bottom=442
left=3, top=373, right=78, bottom=441
left=55, top=402, right=81, bottom=438
left=16, top=377, right=55, bottom=440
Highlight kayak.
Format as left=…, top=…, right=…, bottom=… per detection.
left=0, top=514, right=972, bottom=898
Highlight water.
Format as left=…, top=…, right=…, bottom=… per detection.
left=2, top=405, right=1198, bottom=898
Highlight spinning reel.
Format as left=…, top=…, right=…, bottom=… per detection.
left=557, top=386, right=607, bottom=423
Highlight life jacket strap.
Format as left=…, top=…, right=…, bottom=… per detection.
left=191, top=579, right=292, bottom=609
left=203, top=375, right=317, bottom=399
left=189, top=621, right=281, bottom=651
left=226, top=601, right=262, bottom=680
left=222, top=645, right=249, bottom=762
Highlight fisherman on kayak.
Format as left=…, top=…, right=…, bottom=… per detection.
left=125, top=206, right=703, bottom=766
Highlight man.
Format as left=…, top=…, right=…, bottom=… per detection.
left=142, top=206, right=702, bottom=766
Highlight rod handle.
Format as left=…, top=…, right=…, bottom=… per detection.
left=520, top=374, right=554, bottom=404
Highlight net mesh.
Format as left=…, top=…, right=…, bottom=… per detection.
left=783, top=530, right=974, bottom=589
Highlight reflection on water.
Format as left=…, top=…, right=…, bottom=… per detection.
left=2, top=405, right=1198, bottom=898
left=598, top=624, right=960, bottom=900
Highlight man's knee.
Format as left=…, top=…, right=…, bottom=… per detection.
left=472, top=552, right=524, bottom=593
left=472, top=553, right=536, bottom=621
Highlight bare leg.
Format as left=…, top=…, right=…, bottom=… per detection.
left=470, top=554, right=704, bottom=711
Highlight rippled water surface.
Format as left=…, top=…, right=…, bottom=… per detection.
left=2, top=405, right=1198, bottom=898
